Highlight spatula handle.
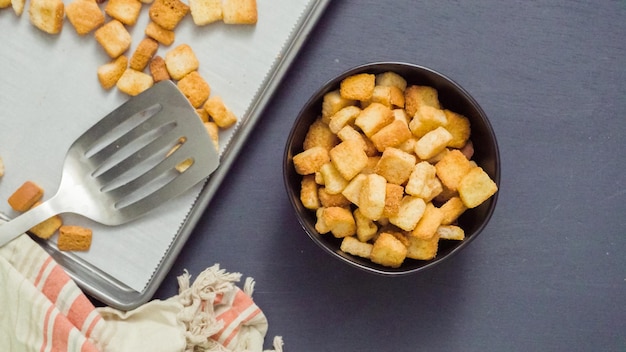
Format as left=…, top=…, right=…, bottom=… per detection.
left=0, top=198, right=61, bottom=247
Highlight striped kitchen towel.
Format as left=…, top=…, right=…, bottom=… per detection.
left=0, top=233, right=282, bottom=352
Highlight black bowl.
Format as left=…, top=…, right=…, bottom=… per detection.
left=283, top=62, right=500, bottom=275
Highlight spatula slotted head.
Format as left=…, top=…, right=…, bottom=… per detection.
left=61, top=81, right=219, bottom=225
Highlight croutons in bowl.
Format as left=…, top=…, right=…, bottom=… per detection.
left=283, top=62, right=500, bottom=275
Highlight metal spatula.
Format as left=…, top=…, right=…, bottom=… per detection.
left=0, top=81, right=219, bottom=247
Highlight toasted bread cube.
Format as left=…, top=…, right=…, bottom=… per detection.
left=300, top=175, right=320, bottom=210
left=435, top=149, right=472, bottom=192
left=149, top=0, right=189, bottom=30
left=130, top=38, right=159, bottom=71
left=164, top=44, right=199, bottom=80
left=145, top=21, right=175, bottom=45
left=409, top=105, right=448, bottom=138
left=303, top=118, right=339, bottom=151
left=293, top=146, right=329, bottom=175
left=95, top=20, right=132, bottom=58
left=328, top=105, right=361, bottom=134
left=411, top=202, right=444, bottom=239
left=329, top=140, right=368, bottom=181
left=97, top=55, right=128, bottom=90
left=149, top=55, right=171, bottom=82
left=178, top=71, right=211, bottom=108
left=443, top=109, right=471, bottom=149
left=11, top=0, right=25, bottom=14
left=382, top=183, right=404, bottom=218
left=369, top=85, right=405, bottom=108
left=204, top=96, right=238, bottom=128
left=223, top=0, right=257, bottom=24
left=374, top=147, right=416, bottom=185
left=189, top=0, right=222, bottom=25
left=414, top=126, right=453, bottom=160
left=65, top=0, right=104, bottom=35
left=370, top=119, right=413, bottom=152
left=318, top=188, right=351, bottom=208
left=28, top=0, right=64, bottom=34
left=405, top=161, right=436, bottom=198
left=436, top=225, right=465, bottom=241
left=354, top=102, right=394, bottom=138
left=422, top=177, right=443, bottom=202
left=354, top=208, right=377, bottom=242
left=203, top=121, right=219, bottom=151
left=116, top=68, right=154, bottom=96
left=0, top=0, right=10, bottom=8
left=30, top=215, right=63, bottom=239
left=319, top=163, right=348, bottom=195
left=57, top=226, right=92, bottom=251
left=359, top=173, right=387, bottom=220
left=26, top=202, right=62, bottom=239
left=336, top=125, right=377, bottom=157
left=321, top=90, right=356, bottom=122
left=105, top=0, right=141, bottom=25
left=341, top=173, right=366, bottom=206
left=314, top=208, right=331, bottom=234
left=404, top=85, right=441, bottom=117
left=370, top=232, right=407, bottom=268
left=8, top=181, right=43, bottom=212
left=340, top=73, right=375, bottom=101
left=406, top=232, right=439, bottom=260
left=458, top=167, right=498, bottom=208
left=375, top=71, right=407, bottom=91
left=389, top=196, right=426, bottom=232
left=340, top=236, right=373, bottom=259
left=318, top=207, right=355, bottom=238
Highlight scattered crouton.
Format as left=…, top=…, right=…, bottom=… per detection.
left=130, top=38, right=159, bottom=71
left=164, top=44, right=199, bottom=80
left=57, top=225, right=93, bottom=251
left=145, top=21, right=176, bottom=46
left=203, top=96, right=238, bottom=128
left=65, top=0, right=105, bottom=35
left=222, top=0, right=257, bottom=24
left=149, top=0, right=189, bottom=30
left=116, top=68, right=154, bottom=96
left=105, top=0, right=142, bottom=26
left=8, top=181, right=44, bottom=212
left=189, top=0, right=222, bottom=25
left=95, top=19, right=132, bottom=58
left=97, top=55, right=128, bottom=89
left=29, top=0, right=64, bottom=34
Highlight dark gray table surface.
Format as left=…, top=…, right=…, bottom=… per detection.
left=153, top=1, right=626, bottom=350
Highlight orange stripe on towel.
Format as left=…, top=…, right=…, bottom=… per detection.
left=41, top=265, right=71, bottom=304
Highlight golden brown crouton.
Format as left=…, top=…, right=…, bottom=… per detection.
left=303, top=119, right=339, bottom=151
left=11, top=0, right=25, bottom=15
left=370, top=119, right=413, bottom=152
left=178, top=71, right=211, bottom=108
left=435, top=149, right=472, bottom=191
left=370, top=232, right=407, bottom=268
left=145, top=21, right=175, bottom=45
left=317, top=206, right=356, bottom=238
left=358, top=173, right=387, bottom=221
left=57, top=226, right=92, bottom=251
left=329, top=140, right=368, bottom=181
left=149, top=0, right=189, bottom=30
left=369, top=85, right=405, bottom=108
left=116, top=68, right=154, bottom=96
left=340, top=73, right=375, bottom=101
left=436, top=225, right=465, bottom=241
left=29, top=202, right=62, bottom=239
left=8, top=181, right=43, bottom=212
left=375, top=71, right=407, bottom=91
left=382, top=183, right=404, bottom=218
left=414, top=126, right=453, bottom=160
left=29, top=0, right=64, bottom=34
left=164, top=44, right=199, bottom=80
left=354, top=102, right=394, bottom=138
left=404, top=85, right=441, bottom=117
left=405, top=161, right=436, bottom=198
left=130, top=38, right=159, bottom=71
left=97, top=55, right=128, bottom=90
left=222, top=0, right=257, bottom=24
left=388, top=195, right=426, bottom=232
left=439, top=196, right=467, bottom=225
left=328, top=105, right=361, bottom=134
left=443, top=109, right=471, bottom=149
left=406, top=232, right=439, bottom=260
left=189, top=0, right=222, bottom=25
left=1, top=0, right=11, bottom=9
left=374, top=147, right=416, bottom=185
left=105, top=0, right=142, bottom=26
left=293, top=146, right=330, bottom=176
left=340, top=236, right=373, bottom=259
left=149, top=55, right=171, bottom=82
left=204, top=96, right=238, bottom=128
left=300, top=175, right=320, bottom=210
left=318, top=187, right=351, bottom=208
left=354, top=208, right=377, bottom=242
left=340, top=173, right=366, bottom=206
left=321, top=90, right=356, bottom=123
left=458, top=167, right=498, bottom=208
left=319, top=162, right=348, bottom=195
left=95, top=20, right=132, bottom=58
left=411, top=202, right=444, bottom=240
left=409, top=105, right=447, bottom=138
left=65, top=0, right=105, bottom=35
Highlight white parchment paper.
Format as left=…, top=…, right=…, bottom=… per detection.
left=0, top=0, right=313, bottom=292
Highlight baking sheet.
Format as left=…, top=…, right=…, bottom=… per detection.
left=0, top=0, right=329, bottom=309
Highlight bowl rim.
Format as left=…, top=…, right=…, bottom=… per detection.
left=283, top=61, right=500, bottom=276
